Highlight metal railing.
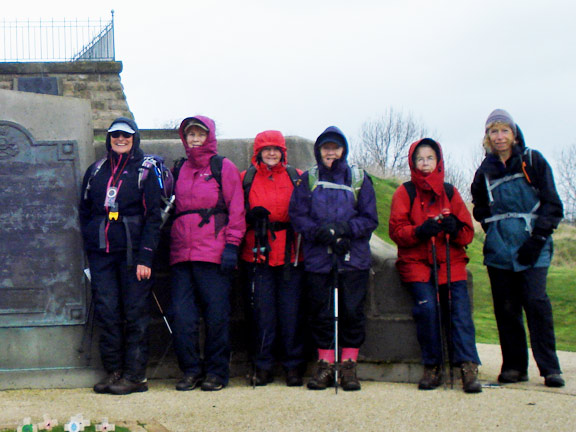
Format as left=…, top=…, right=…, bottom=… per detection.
left=1, top=11, right=115, bottom=62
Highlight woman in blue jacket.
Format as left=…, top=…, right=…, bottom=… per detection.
left=471, top=109, right=565, bottom=388
left=289, top=126, right=378, bottom=391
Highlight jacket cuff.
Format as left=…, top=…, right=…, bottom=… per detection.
left=137, top=247, right=155, bottom=267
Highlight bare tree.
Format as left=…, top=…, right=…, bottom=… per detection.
left=351, top=108, right=432, bottom=178
left=160, top=118, right=181, bottom=129
left=557, top=143, right=576, bottom=221
left=444, top=153, right=474, bottom=203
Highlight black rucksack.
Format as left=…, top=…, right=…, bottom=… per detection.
left=402, top=181, right=454, bottom=210
left=171, top=155, right=228, bottom=227
left=83, top=154, right=174, bottom=206
left=242, top=163, right=300, bottom=207
left=173, top=155, right=225, bottom=188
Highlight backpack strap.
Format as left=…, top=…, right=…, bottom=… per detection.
left=208, top=155, right=225, bottom=189
left=242, top=164, right=258, bottom=210
left=308, top=164, right=364, bottom=203
left=83, top=158, right=107, bottom=200
left=172, top=157, right=187, bottom=182
left=521, top=147, right=535, bottom=185
left=285, top=164, right=300, bottom=188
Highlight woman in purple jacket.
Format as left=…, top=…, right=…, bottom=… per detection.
left=169, top=116, right=246, bottom=391
left=289, top=126, right=378, bottom=391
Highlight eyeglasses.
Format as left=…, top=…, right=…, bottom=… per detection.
left=415, top=156, right=437, bottom=164
left=110, top=131, right=134, bottom=138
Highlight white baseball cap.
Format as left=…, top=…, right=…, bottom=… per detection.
left=108, top=122, right=135, bottom=134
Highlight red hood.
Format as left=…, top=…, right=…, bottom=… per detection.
left=251, top=130, right=288, bottom=170
left=408, top=138, right=446, bottom=197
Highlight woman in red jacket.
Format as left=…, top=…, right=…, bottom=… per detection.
left=239, top=130, right=305, bottom=387
left=389, top=138, right=481, bottom=393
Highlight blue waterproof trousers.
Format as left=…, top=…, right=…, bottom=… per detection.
left=410, top=279, right=481, bottom=366
left=170, top=261, right=232, bottom=384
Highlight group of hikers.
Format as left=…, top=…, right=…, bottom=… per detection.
left=79, top=109, right=565, bottom=396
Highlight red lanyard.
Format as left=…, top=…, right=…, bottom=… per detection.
left=105, top=155, right=129, bottom=211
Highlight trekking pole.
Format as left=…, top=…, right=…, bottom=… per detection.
left=442, top=209, right=454, bottom=389
left=328, top=246, right=339, bottom=395
left=428, top=215, right=446, bottom=390
left=250, top=220, right=269, bottom=389
left=152, top=290, right=172, bottom=335
left=250, top=235, right=260, bottom=389
left=293, top=233, right=302, bottom=267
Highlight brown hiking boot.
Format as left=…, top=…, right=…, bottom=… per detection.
left=461, top=362, right=482, bottom=393
left=307, top=360, right=335, bottom=390
left=340, top=360, right=361, bottom=391
left=418, top=365, right=443, bottom=390
left=93, top=370, right=122, bottom=394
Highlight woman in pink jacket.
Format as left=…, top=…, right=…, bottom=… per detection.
left=170, top=116, right=246, bottom=391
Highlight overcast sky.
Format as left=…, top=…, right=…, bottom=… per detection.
left=4, top=0, right=576, bottom=167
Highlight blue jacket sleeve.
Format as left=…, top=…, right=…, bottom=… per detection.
left=348, top=173, right=378, bottom=239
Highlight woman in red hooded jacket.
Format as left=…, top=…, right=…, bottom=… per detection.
left=239, top=130, right=305, bottom=387
left=389, top=138, right=481, bottom=393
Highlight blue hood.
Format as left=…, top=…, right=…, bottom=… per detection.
left=314, top=126, right=349, bottom=168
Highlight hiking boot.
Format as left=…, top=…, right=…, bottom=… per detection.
left=285, top=368, right=303, bottom=387
left=418, top=365, right=443, bottom=390
left=461, top=362, right=482, bottom=394
left=176, top=373, right=203, bottom=391
left=307, top=360, right=335, bottom=390
left=93, top=370, right=122, bottom=394
left=544, top=374, right=565, bottom=388
left=201, top=374, right=225, bottom=391
left=108, top=377, right=148, bottom=395
left=340, top=360, right=361, bottom=391
left=498, top=369, right=528, bottom=384
left=249, top=368, right=274, bottom=387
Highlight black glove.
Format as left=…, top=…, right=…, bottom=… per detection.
left=333, top=222, right=351, bottom=238
left=220, top=243, right=239, bottom=273
left=440, top=214, right=461, bottom=236
left=246, top=206, right=271, bottom=226
left=315, top=224, right=337, bottom=245
left=415, top=219, right=443, bottom=240
left=332, top=237, right=351, bottom=256
left=316, top=222, right=351, bottom=245
left=517, top=235, right=547, bottom=266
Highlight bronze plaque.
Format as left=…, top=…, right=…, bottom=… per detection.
left=0, top=121, right=86, bottom=327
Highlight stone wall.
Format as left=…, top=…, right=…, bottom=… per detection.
left=0, top=62, right=132, bottom=129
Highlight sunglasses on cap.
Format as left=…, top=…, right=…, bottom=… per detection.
left=110, top=131, right=134, bottom=138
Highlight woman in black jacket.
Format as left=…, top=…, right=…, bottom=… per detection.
left=79, top=117, right=162, bottom=395
left=471, top=109, right=565, bottom=388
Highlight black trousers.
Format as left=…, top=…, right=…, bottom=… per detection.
left=306, top=269, right=369, bottom=350
left=488, top=266, right=562, bottom=377
left=241, top=263, right=305, bottom=371
left=88, top=250, right=152, bottom=381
